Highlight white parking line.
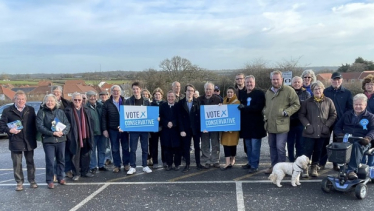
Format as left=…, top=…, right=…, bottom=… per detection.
left=0, top=179, right=322, bottom=186
left=69, top=184, right=109, bottom=211
left=236, top=182, right=245, bottom=211
left=0, top=172, right=45, bottom=184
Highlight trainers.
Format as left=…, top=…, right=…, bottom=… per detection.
left=264, top=167, right=273, bottom=174
left=127, top=167, right=136, bottom=175
left=143, top=166, right=152, bottom=173
left=113, top=167, right=120, bottom=173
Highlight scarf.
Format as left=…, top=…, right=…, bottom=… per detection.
left=72, top=107, right=89, bottom=147
left=314, top=94, right=324, bottom=103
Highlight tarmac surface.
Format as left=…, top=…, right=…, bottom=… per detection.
left=0, top=136, right=373, bottom=211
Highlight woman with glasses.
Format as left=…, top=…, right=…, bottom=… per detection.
left=301, top=69, right=317, bottom=96
left=361, top=74, right=374, bottom=167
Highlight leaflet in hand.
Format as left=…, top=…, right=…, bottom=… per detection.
left=52, top=117, right=66, bottom=132
left=7, top=120, right=23, bottom=130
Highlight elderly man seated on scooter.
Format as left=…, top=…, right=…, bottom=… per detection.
left=334, top=94, right=374, bottom=180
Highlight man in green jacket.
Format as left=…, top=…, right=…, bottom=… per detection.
left=263, top=70, right=300, bottom=174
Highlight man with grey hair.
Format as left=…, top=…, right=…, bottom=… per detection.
left=102, top=85, right=129, bottom=173
left=52, top=86, right=69, bottom=109
left=198, top=82, right=222, bottom=169
left=172, top=81, right=185, bottom=102
left=319, top=72, right=353, bottom=170
left=334, top=93, right=374, bottom=180
left=86, top=91, right=108, bottom=173
left=0, top=91, right=38, bottom=191
left=264, top=70, right=300, bottom=174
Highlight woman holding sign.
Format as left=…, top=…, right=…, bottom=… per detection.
left=220, top=87, right=240, bottom=170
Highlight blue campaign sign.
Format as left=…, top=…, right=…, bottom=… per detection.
left=200, top=104, right=241, bottom=132
left=120, top=106, right=159, bottom=132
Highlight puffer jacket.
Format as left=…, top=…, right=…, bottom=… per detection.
left=299, top=96, right=337, bottom=138
left=102, top=95, right=125, bottom=131
left=264, top=84, right=300, bottom=133
left=36, top=105, right=71, bottom=144
left=0, top=105, right=37, bottom=151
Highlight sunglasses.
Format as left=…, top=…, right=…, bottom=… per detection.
left=304, top=77, right=311, bottom=79
left=73, top=99, right=82, bottom=102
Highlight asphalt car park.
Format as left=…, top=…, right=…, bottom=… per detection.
left=0, top=138, right=373, bottom=211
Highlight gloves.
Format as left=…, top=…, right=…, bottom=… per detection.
left=238, top=104, right=245, bottom=110
left=359, top=137, right=370, bottom=146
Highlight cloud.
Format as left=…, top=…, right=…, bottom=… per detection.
left=0, top=0, right=373, bottom=73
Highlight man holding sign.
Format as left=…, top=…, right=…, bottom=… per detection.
left=125, top=82, right=152, bottom=175
left=198, top=82, right=222, bottom=169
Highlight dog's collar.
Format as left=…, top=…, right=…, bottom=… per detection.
left=292, top=163, right=304, bottom=174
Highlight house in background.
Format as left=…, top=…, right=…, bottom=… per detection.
left=317, top=71, right=374, bottom=84
left=26, top=80, right=53, bottom=100
left=0, top=86, right=15, bottom=101
left=63, top=80, right=97, bottom=100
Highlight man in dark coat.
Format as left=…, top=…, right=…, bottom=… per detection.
left=160, top=91, right=181, bottom=170
left=178, top=84, right=204, bottom=172
left=65, top=92, right=95, bottom=181
left=238, top=76, right=266, bottom=173
left=0, top=91, right=38, bottom=191
left=320, top=72, right=353, bottom=170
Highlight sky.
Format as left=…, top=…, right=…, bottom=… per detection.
left=0, top=0, right=373, bottom=74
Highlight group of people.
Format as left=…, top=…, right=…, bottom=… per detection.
left=1, top=69, right=374, bottom=191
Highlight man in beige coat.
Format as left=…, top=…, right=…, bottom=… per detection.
left=263, top=70, right=300, bottom=174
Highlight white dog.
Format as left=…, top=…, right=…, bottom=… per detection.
left=268, top=155, right=309, bottom=187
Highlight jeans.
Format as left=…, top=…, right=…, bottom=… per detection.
left=362, top=155, right=374, bottom=167
left=89, top=135, right=107, bottom=169
left=245, top=138, right=262, bottom=169
left=286, top=124, right=304, bottom=162
left=11, top=150, right=35, bottom=184
left=348, top=142, right=371, bottom=172
left=44, top=142, right=65, bottom=183
left=303, top=137, right=327, bottom=165
left=108, top=129, right=130, bottom=168
left=129, top=132, right=149, bottom=168
left=268, top=133, right=288, bottom=166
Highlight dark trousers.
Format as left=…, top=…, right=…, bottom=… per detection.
left=303, top=137, right=327, bottom=165
left=149, top=132, right=165, bottom=164
left=71, top=142, right=91, bottom=176
left=65, top=142, right=73, bottom=173
left=44, top=142, right=65, bottom=184
left=223, top=145, right=237, bottom=157
left=319, top=128, right=337, bottom=166
left=181, top=129, right=201, bottom=166
left=287, top=124, right=304, bottom=162
left=11, top=150, right=35, bottom=184
left=348, top=142, right=371, bottom=172
left=164, top=146, right=182, bottom=166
